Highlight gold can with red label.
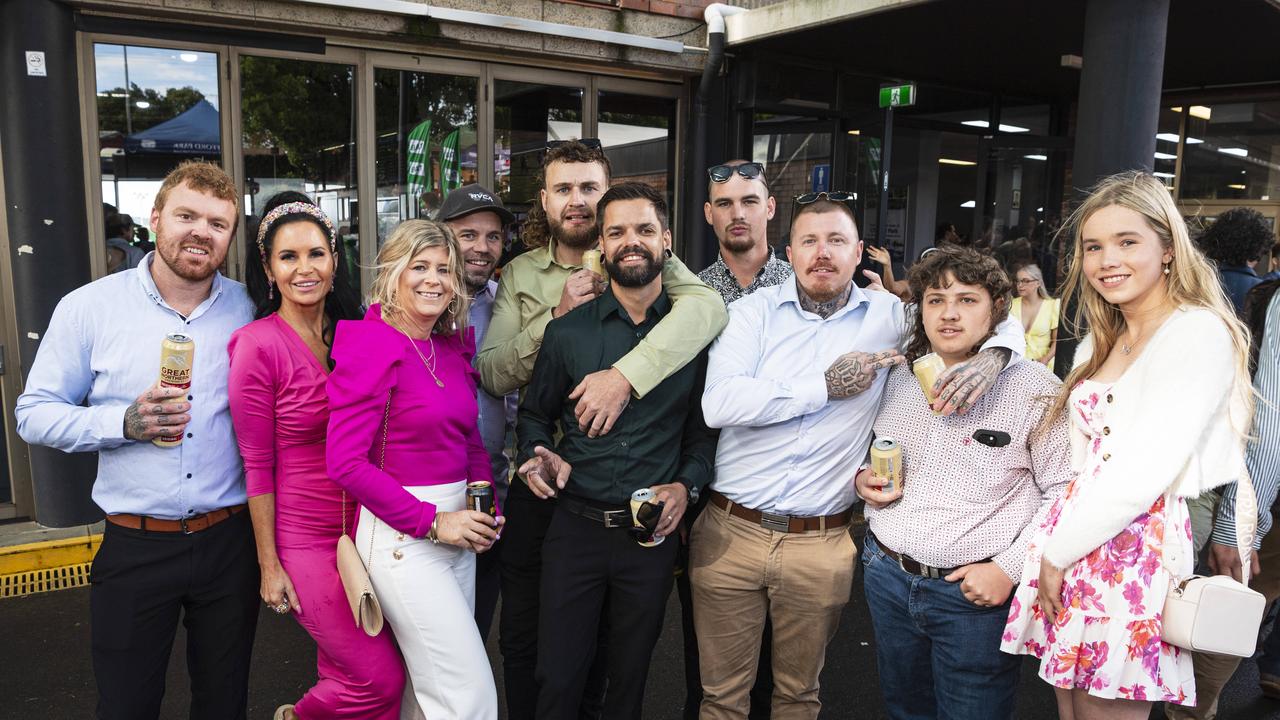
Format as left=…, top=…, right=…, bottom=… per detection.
left=154, top=333, right=194, bottom=448
left=870, top=437, right=903, bottom=494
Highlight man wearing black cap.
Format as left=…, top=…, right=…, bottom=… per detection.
left=440, top=183, right=518, bottom=639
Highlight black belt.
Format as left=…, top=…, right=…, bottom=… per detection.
left=557, top=494, right=631, bottom=529
left=870, top=531, right=971, bottom=580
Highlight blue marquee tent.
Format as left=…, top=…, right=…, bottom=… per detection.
left=124, top=98, right=220, bottom=155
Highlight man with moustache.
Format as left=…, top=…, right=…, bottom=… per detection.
left=516, top=182, right=717, bottom=720
left=698, top=160, right=792, bottom=305
left=477, top=140, right=726, bottom=717
left=16, top=161, right=258, bottom=720
left=694, top=196, right=1024, bottom=719
left=439, top=183, right=519, bottom=639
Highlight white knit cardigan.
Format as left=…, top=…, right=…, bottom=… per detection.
left=1042, top=306, right=1251, bottom=569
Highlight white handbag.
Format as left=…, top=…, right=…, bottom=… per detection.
left=1160, top=473, right=1266, bottom=657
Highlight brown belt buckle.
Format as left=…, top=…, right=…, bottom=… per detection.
left=760, top=511, right=790, bottom=533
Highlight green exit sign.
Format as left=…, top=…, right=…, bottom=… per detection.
left=879, top=84, right=917, bottom=109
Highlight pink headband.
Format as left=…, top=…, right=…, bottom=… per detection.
left=256, top=202, right=337, bottom=263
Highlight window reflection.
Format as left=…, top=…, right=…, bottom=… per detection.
left=597, top=91, right=677, bottom=216
left=753, top=116, right=833, bottom=247
left=494, top=81, right=583, bottom=207
left=240, top=56, right=359, bottom=288
left=1180, top=101, right=1280, bottom=201
left=95, top=44, right=220, bottom=274
left=374, top=69, right=478, bottom=245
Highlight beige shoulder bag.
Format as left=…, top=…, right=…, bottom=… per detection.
left=1161, top=474, right=1266, bottom=657
left=335, top=392, right=391, bottom=637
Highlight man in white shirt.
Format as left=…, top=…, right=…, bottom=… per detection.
left=693, top=196, right=1024, bottom=719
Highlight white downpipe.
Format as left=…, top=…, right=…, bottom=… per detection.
left=704, top=3, right=749, bottom=38
left=292, top=0, right=687, bottom=54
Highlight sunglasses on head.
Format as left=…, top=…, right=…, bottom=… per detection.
left=708, top=162, right=765, bottom=183
left=546, top=138, right=603, bottom=151
left=794, top=190, right=855, bottom=205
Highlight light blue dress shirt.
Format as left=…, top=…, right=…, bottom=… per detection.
left=703, top=280, right=1025, bottom=517
left=1214, top=290, right=1280, bottom=548
left=15, top=253, right=254, bottom=519
left=470, top=279, right=518, bottom=504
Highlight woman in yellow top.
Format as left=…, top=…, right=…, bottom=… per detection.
left=1011, top=263, right=1059, bottom=365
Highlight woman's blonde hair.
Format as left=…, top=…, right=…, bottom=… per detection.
left=1050, top=171, right=1252, bottom=424
left=1017, top=263, right=1050, bottom=300
left=369, top=219, right=470, bottom=336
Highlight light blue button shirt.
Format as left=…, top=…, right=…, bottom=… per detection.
left=470, top=279, right=517, bottom=503
left=703, top=279, right=1025, bottom=517
left=16, top=253, right=254, bottom=519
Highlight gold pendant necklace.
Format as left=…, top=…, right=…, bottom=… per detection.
left=394, top=324, right=445, bottom=388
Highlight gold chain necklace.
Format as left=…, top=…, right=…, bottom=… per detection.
left=393, top=324, right=445, bottom=388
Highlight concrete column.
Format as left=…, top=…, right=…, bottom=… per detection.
left=1070, top=0, right=1170, bottom=193
left=0, top=0, right=101, bottom=526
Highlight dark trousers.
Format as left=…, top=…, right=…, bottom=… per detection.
left=475, top=529, right=503, bottom=640
left=861, top=534, right=1021, bottom=720
left=678, top=496, right=773, bottom=720
left=537, top=504, right=676, bottom=720
left=500, top=482, right=606, bottom=720
left=90, top=509, right=259, bottom=720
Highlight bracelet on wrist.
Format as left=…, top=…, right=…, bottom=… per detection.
left=428, top=516, right=440, bottom=544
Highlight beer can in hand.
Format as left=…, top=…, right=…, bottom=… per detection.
left=466, top=480, right=496, bottom=517
left=912, top=353, right=946, bottom=413
left=870, top=437, right=903, bottom=494
left=154, top=333, right=194, bottom=448
left=630, top=488, right=664, bottom=547
left=581, top=248, right=606, bottom=278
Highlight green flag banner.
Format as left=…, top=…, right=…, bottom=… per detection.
left=406, top=119, right=432, bottom=206
left=440, top=128, right=462, bottom=194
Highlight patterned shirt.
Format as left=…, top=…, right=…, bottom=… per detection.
left=697, top=249, right=793, bottom=306
left=864, top=361, right=1073, bottom=583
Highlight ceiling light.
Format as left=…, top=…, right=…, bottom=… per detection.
left=1185, top=137, right=1203, bottom=144
left=997, top=124, right=1030, bottom=133
left=1024, top=154, right=1048, bottom=161
left=960, top=200, right=976, bottom=208
left=1190, top=106, right=1212, bottom=120
left=1153, top=171, right=1175, bottom=179
left=1036, top=207, right=1044, bottom=212
left=961, top=120, right=989, bottom=129
left=1154, top=152, right=1176, bottom=160
left=1156, top=132, right=1180, bottom=143
left=939, top=158, right=977, bottom=166
left=1218, top=147, right=1248, bottom=157
left=1228, top=183, right=1247, bottom=190
left=847, top=129, right=860, bottom=135
left=179, top=53, right=199, bottom=63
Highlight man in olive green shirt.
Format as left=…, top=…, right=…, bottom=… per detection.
left=478, top=140, right=726, bottom=719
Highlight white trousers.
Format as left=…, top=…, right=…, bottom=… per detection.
left=357, top=481, right=498, bottom=720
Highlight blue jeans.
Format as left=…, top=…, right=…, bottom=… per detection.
left=861, top=533, right=1021, bottom=720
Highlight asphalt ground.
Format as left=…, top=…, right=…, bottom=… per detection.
left=2, top=550, right=1278, bottom=719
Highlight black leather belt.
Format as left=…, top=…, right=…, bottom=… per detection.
left=557, top=494, right=631, bottom=529
left=870, top=532, right=968, bottom=580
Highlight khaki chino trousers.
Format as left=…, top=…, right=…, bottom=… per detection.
left=689, top=500, right=855, bottom=720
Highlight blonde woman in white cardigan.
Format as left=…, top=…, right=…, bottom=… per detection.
left=1000, top=171, right=1253, bottom=720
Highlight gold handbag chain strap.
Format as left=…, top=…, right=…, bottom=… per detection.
left=366, top=390, right=393, bottom=568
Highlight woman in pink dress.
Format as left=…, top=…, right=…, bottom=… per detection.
left=327, top=219, right=503, bottom=719
left=229, top=193, right=403, bottom=720
left=1000, top=172, right=1253, bottom=719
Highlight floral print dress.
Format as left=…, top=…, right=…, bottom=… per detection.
left=1000, top=380, right=1196, bottom=705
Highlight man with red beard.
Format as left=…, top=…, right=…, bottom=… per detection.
left=516, top=182, right=716, bottom=720
left=16, top=161, right=258, bottom=720
left=477, top=141, right=726, bottom=718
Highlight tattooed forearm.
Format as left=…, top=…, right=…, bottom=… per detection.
left=797, top=279, right=853, bottom=319
left=934, top=347, right=1009, bottom=414
left=825, top=349, right=905, bottom=399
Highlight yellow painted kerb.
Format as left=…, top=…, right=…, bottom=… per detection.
left=0, top=534, right=102, bottom=575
